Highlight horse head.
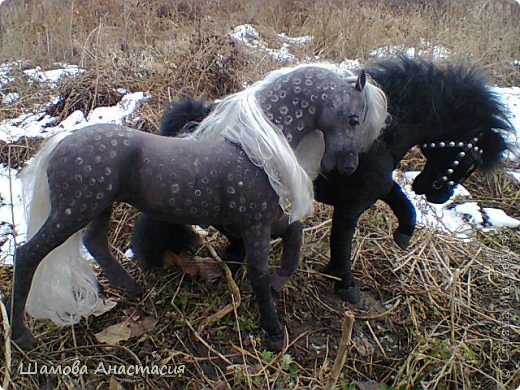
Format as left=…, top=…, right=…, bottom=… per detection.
left=318, top=69, right=388, bottom=176
left=413, top=108, right=513, bottom=203
left=318, top=70, right=367, bottom=175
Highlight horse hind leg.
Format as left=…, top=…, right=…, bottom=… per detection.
left=83, top=206, right=141, bottom=299
left=11, top=217, right=94, bottom=349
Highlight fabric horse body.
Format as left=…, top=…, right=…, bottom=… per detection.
left=131, top=56, right=513, bottom=303
left=11, top=63, right=388, bottom=351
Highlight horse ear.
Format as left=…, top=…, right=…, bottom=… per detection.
left=355, top=69, right=366, bottom=92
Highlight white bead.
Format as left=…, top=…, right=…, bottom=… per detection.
left=449, top=142, right=455, bottom=147
left=448, top=181, right=454, bottom=186
left=467, top=143, right=473, bottom=148
left=458, top=142, right=464, bottom=147
left=439, top=142, right=445, bottom=147
left=447, top=169, right=454, bottom=174
left=458, top=152, right=466, bottom=157
left=453, top=160, right=460, bottom=166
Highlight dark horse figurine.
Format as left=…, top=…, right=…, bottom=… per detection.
left=131, top=56, right=513, bottom=303
left=11, top=63, right=388, bottom=351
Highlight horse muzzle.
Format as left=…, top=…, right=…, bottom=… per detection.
left=321, top=151, right=359, bottom=175
left=412, top=177, right=453, bottom=204
left=337, top=151, right=359, bottom=175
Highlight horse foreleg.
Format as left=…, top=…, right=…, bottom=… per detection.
left=322, top=207, right=361, bottom=303
left=382, top=181, right=416, bottom=250
left=242, top=224, right=284, bottom=352
left=270, top=217, right=303, bottom=294
left=83, top=206, right=141, bottom=299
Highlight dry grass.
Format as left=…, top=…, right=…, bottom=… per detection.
left=0, top=0, right=519, bottom=388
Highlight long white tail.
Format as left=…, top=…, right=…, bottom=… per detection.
left=20, top=131, right=100, bottom=326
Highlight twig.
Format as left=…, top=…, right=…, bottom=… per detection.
left=450, top=268, right=460, bottom=342
left=357, top=298, right=401, bottom=320
left=231, top=293, right=252, bottom=390
left=173, top=303, right=232, bottom=365
left=326, top=311, right=355, bottom=390
left=365, top=321, right=387, bottom=359
left=197, top=244, right=241, bottom=333
left=0, top=294, right=12, bottom=390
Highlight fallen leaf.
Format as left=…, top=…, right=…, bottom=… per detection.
left=92, top=298, right=118, bottom=317
left=95, top=322, right=132, bottom=345
left=127, top=315, right=158, bottom=339
left=109, top=377, right=125, bottom=390
left=163, top=251, right=199, bottom=276
left=95, top=310, right=157, bottom=345
left=195, top=256, right=222, bottom=284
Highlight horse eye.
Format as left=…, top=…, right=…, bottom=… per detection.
left=349, top=115, right=360, bottom=126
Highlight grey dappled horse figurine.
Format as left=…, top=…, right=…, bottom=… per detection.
left=11, top=63, right=388, bottom=351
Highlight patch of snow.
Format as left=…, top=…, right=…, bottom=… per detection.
left=492, top=86, right=520, bottom=160
left=482, top=208, right=520, bottom=229
left=124, top=248, right=134, bottom=259
left=0, top=89, right=150, bottom=265
left=87, top=92, right=149, bottom=125
left=369, top=39, right=450, bottom=60
left=23, top=64, right=85, bottom=85
left=0, top=113, right=57, bottom=142
left=506, top=169, right=520, bottom=183
left=0, top=91, right=149, bottom=143
left=0, top=62, right=16, bottom=86
left=0, top=165, right=25, bottom=265
left=394, top=171, right=519, bottom=240
left=57, top=110, right=87, bottom=130
left=2, top=92, right=20, bottom=104
left=277, top=33, right=313, bottom=46
left=339, top=59, right=363, bottom=72
left=230, top=24, right=312, bottom=64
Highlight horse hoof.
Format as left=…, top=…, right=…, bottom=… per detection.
left=393, top=231, right=412, bottom=250
left=124, top=283, right=143, bottom=300
left=270, top=272, right=289, bottom=294
left=266, top=334, right=285, bottom=352
left=335, top=285, right=360, bottom=304
left=12, top=328, right=38, bottom=350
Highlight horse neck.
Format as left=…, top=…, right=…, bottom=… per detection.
left=384, top=121, right=444, bottom=162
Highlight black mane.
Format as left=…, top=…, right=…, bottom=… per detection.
left=160, top=97, right=213, bottom=137
left=367, top=56, right=514, bottom=170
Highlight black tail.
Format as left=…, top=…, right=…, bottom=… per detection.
left=132, top=97, right=213, bottom=269
left=131, top=214, right=201, bottom=270
left=160, top=97, right=214, bottom=137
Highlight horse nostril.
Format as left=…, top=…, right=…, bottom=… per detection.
left=432, top=180, right=442, bottom=190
